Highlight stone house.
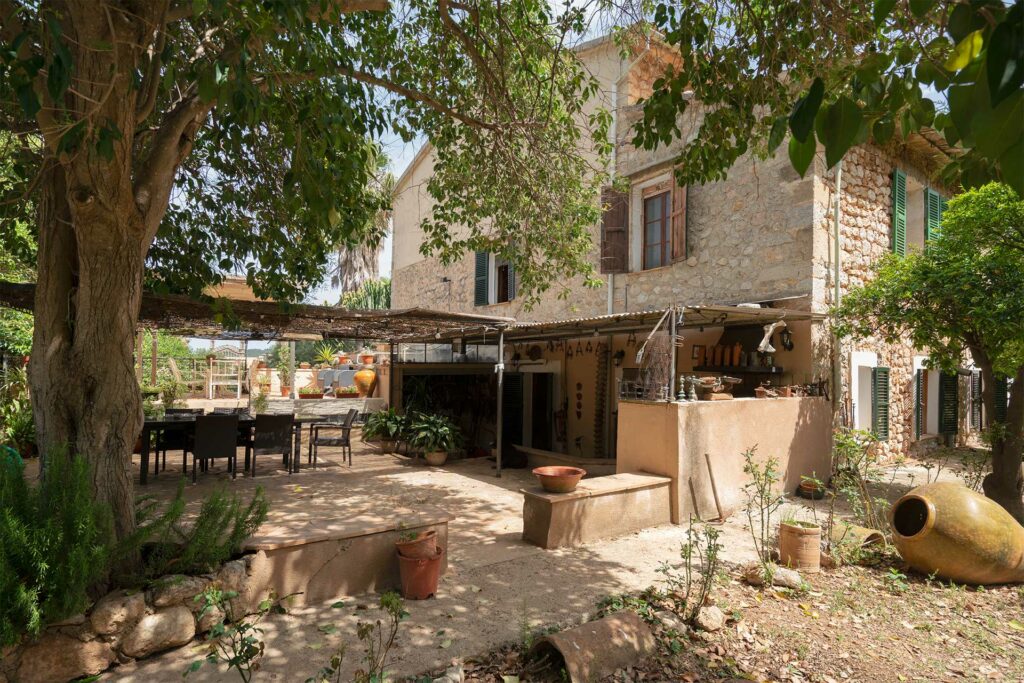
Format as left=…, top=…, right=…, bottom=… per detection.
left=390, top=34, right=991, bottom=463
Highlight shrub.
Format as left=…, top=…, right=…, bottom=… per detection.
left=130, top=479, right=269, bottom=580
left=0, top=451, right=113, bottom=646
left=362, top=408, right=404, bottom=441
left=407, top=413, right=462, bottom=453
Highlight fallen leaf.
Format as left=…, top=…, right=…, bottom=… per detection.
left=318, top=624, right=338, bottom=635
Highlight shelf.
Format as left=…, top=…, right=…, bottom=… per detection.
left=693, top=366, right=785, bottom=375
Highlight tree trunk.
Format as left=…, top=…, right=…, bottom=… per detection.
left=982, top=365, right=1024, bottom=524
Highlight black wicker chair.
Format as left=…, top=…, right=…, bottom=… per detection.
left=157, top=408, right=204, bottom=473
left=184, top=414, right=239, bottom=482
left=245, top=414, right=294, bottom=477
left=308, top=409, right=358, bottom=467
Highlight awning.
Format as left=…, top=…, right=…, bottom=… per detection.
left=0, top=281, right=512, bottom=342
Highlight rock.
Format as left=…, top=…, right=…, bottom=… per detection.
left=120, top=605, right=196, bottom=658
left=217, top=559, right=247, bottom=593
left=432, top=663, right=464, bottom=683
left=15, top=634, right=115, bottom=683
left=52, top=613, right=86, bottom=627
left=654, top=610, right=687, bottom=633
left=90, top=590, right=146, bottom=635
left=694, top=605, right=726, bottom=632
left=196, top=604, right=225, bottom=633
left=151, top=575, right=209, bottom=608
left=742, top=563, right=803, bottom=589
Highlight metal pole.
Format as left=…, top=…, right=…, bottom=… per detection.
left=495, top=328, right=505, bottom=478
left=150, top=330, right=158, bottom=385
left=668, top=307, right=677, bottom=401
left=832, top=160, right=844, bottom=420
left=288, top=341, right=296, bottom=400
left=388, top=342, right=396, bottom=408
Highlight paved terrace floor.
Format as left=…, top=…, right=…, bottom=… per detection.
left=112, top=433, right=742, bottom=681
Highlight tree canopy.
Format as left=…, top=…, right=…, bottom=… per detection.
left=634, top=1, right=1023, bottom=193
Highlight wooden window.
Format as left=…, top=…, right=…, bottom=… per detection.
left=474, top=251, right=489, bottom=306
left=891, top=169, right=907, bottom=256
left=600, top=187, right=629, bottom=273
left=993, top=375, right=1009, bottom=424
left=925, top=188, right=948, bottom=244
left=938, top=372, right=959, bottom=435
left=871, top=366, right=890, bottom=441
left=670, top=174, right=688, bottom=262
left=643, top=190, right=671, bottom=270
left=914, top=368, right=925, bottom=439
left=496, top=258, right=515, bottom=303
left=970, top=370, right=982, bottom=431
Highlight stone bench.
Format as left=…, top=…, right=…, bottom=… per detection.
left=521, top=473, right=672, bottom=549
left=242, top=507, right=450, bottom=604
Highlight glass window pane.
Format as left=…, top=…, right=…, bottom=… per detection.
left=645, top=196, right=662, bottom=221
left=645, top=221, right=660, bottom=242
left=645, top=245, right=661, bottom=268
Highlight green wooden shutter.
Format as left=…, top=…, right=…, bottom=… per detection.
left=502, top=372, right=524, bottom=447
left=891, top=170, right=907, bottom=255
left=925, top=188, right=943, bottom=244
left=507, top=262, right=516, bottom=301
left=474, top=251, right=489, bottom=306
left=970, top=371, right=982, bottom=431
left=993, top=375, right=1009, bottom=424
left=914, top=369, right=924, bottom=439
left=938, top=372, right=959, bottom=435
left=871, top=366, right=891, bottom=441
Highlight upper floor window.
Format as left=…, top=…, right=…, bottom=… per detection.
left=892, top=169, right=947, bottom=255
left=643, top=190, right=671, bottom=269
left=473, top=251, right=515, bottom=306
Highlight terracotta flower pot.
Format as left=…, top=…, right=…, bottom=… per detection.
left=797, top=479, right=826, bottom=500
left=533, top=466, right=586, bottom=493
left=353, top=367, right=377, bottom=397
left=424, top=451, right=448, bottom=466
left=280, top=386, right=291, bottom=397
left=380, top=439, right=396, bottom=454
left=299, top=392, right=323, bottom=400
left=398, top=547, right=444, bottom=600
left=337, top=354, right=351, bottom=365
left=779, top=522, right=821, bottom=573
left=395, top=529, right=438, bottom=559
left=359, top=353, right=376, bottom=365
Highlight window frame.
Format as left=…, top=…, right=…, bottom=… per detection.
left=642, top=189, right=671, bottom=270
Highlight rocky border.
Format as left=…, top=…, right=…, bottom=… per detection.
left=1, top=554, right=269, bottom=683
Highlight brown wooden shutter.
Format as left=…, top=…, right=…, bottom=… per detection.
left=670, top=174, right=687, bottom=262
left=600, top=187, right=629, bottom=273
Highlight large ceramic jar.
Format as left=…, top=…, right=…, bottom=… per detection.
left=353, top=366, right=377, bottom=397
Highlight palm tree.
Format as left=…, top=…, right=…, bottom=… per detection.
left=330, top=150, right=395, bottom=294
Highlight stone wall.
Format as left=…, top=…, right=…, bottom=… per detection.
left=1, top=556, right=267, bottom=683
left=812, top=143, right=957, bottom=458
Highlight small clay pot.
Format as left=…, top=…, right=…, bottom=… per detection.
left=779, top=522, right=822, bottom=573
left=533, top=466, right=586, bottom=493
left=797, top=479, right=826, bottom=500
left=398, top=547, right=444, bottom=600
left=359, top=353, right=376, bottom=365
left=280, top=386, right=291, bottom=397
left=395, top=529, right=438, bottom=559
left=424, top=451, right=448, bottom=466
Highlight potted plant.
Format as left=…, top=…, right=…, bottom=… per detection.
left=364, top=408, right=404, bottom=453
left=359, top=348, right=376, bottom=365
left=251, top=388, right=270, bottom=414
left=408, top=413, right=461, bottom=466
left=157, top=378, right=188, bottom=409
left=335, top=384, right=360, bottom=398
left=314, top=341, right=338, bottom=367
left=778, top=513, right=822, bottom=573
left=298, top=386, right=323, bottom=400
left=278, top=365, right=292, bottom=397
left=395, top=525, right=443, bottom=600
left=1, top=398, right=36, bottom=459
left=395, top=527, right=438, bottom=559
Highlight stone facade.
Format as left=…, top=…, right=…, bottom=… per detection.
left=1, top=557, right=269, bottom=683
left=390, top=36, right=964, bottom=458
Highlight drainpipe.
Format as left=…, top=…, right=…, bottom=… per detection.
left=832, top=160, right=844, bottom=419
left=495, top=327, right=505, bottom=478
left=608, top=79, right=618, bottom=316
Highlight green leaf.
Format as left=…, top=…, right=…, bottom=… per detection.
left=944, top=30, right=984, bottom=71
left=788, top=131, right=816, bottom=177
left=767, top=116, right=787, bottom=153
left=330, top=601, right=346, bottom=609
left=873, top=0, right=897, bottom=26
left=999, top=139, right=1024, bottom=197
left=987, top=3, right=1024, bottom=107
left=197, top=69, right=217, bottom=103
left=816, top=95, right=863, bottom=168
left=789, top=77, right=824, bottom=143
left=318, top=623, right=338, bottom=634
left=973, top=90, right=1023, bottom=159
left=873, top=117, right=895, bottom=145
left=192, top=0, right=208, bottom=15
left=15, top=84, right=39, bottom=118
left=908, top=0, right=936, bottom=18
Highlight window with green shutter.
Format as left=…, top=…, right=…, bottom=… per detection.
left=993, top=375, right=1009, bottom=424
left=871, top=366, right=891, bottom=441
left=891, top=170, right=907, bottom=256
left=938, top=372, right=959, bottom=435
left=970, top=371, right=982, bottom=431
left=474, top=251, right=489, bottom=306
left=925, top=188, right=946, bottom=244
left=914, top=369, right=925, bottom=439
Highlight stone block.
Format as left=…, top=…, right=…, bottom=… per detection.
left=15, top=634, right=115, bottom=683
left=151, top=575, right=209, bottom=608
left=120, top=605, right=196, bottom=659
left=89, top=590, right=146, bottom=636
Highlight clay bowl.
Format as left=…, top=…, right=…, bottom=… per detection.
left=533, top=466, right=586, bottom=494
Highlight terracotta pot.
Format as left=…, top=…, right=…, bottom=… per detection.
left=533, top=466, right=586, bottom=493
left=353, top=367, right=377, bottom=398
left=359, top=353, right=376, bottom=365
left=337, top=354, right=351, bottom=365
left=280, top=386, right=291, bottom=397
left=299, top=362, right=311, bottom=369
left=380, top=439, right=396, bottom=454
left=797, top=479, right=825, bottom=500
left=424, top=451, right=448, bottom=466
left=396, top=529, right=438, bottom=559
left=398, top=547, right=444, bottom=600
left=779, top=522, right=821, bottom=573
left=891, top=482, right=1024, bottom=584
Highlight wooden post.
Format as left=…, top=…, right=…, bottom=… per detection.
left=289, top=341, right=296, bottom=400
left=149, top=330, right=157, bottom=386
left=135, top=329, right=143, bottom=381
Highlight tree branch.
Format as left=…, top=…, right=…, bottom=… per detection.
left=136, top=1, right=171, bottom=123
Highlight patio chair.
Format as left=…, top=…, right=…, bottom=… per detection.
left=184, top=414, right=239, bottom=482
left=308, top=409, right=358, bottom=467
left=157, top=408, right=204, bottom=473
left=244, top=414, right=294, bottom=478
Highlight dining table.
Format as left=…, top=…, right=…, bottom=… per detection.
left=138, top=414, right=326, bottom=484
